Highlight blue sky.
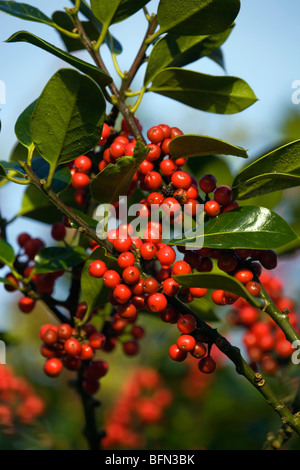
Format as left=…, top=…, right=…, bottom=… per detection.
left=1, top=0, right=300, bottom=322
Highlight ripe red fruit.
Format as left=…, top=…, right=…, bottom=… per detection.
left=199, top=174, right=217, bottom=193
left=217, top=252, right=238, bottom=273
left=122, top=266, right=140, bottom=285
left=157, top=246, right=176, bottom=268
left=140, top=242, right=157, bottom=260
left=89, top=332, right=106, bottom=350
left=204, top=200, right=221, bottom=217
left=110, top=141, right=126, bottom=159
left=74, top=155, right=92, bottom=173
left=234, top=269, right=254, bottom=285
left=177, top=334, right=196, bottom=352
left=172, top=260, right=192, bottom=276
left=177, top=314, right=197, bottom=333
left=18, top=296, right=35, bottom=313
left=191, top=342, right=207, bottom=359
left=51, top=222, right=66, bottom=241
left=44, top=358, right=63, bottom=377
left=162, top=278, right=180, bottom=296
left=80, top=344, right=94, bottom=361
left=89, top=260, right=107, bottom=278
left=160, top=158, right=177, bottom=176
left=162, top=197, right=182, bottom=216
left=64, top=338, right=82, bottom=357
left=211, top=289, right=226, bottom=306
left=113, top=284, right=132, bottom=304
left=189, top=287, right=207, bottom=298
left=113, top=236, right=132, bottom=253
left=147, top=293, right=167, bottom=312
left=143, top=277, right=159, bottom=294
left=245, top=281, right=261, bottom=297
left=57, top=323, right=73, bottom=340
left=130, top=325, right=145, bottom=339
left=169, top=344, right=187, bottom=362
left=42, top=328, right=59, bottom=346
left=117, top=303, right=137, bottom=319
left=72, top=172, right=90, bottom=189
left=144, top=171, right=163, bottom=191
left=103, top=270, right=121, bottom=289
left=101, top=122, right=110, bottom=140
left=146, top=143, right=161, bottom=161
left=171, top=170, right=192, bottom=190
left=39, top=324, right=58, bottom=340
left=147, top=126, right=165, bottom=144
left=117, top=251, right=135, bottom=269
left=259, top=250, right=278, bottom=270
left=198, top=356, right=216, bottom=374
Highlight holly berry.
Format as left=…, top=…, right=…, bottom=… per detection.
left=89, top=260, right=107, bottom=278
left=18, top=296, right=35, bottom=313
left=44, top=358, right=63, bottom=377
left=198, top=356, right=216, bottom=374
left=147, top=293, right=167, bottom=313
left=51, top=222, right=66, bottom=241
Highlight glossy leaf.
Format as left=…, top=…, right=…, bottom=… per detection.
left=18, top=185, right=79, bottom=224
left=144, top=26, right=233, bottom=85
left=14, top=100, right=37, bottom=148
left=0, top=239, right=14, bottom=267
left=188, top=297, right=219, bottom=321
left=81, top=246, right=119, bottom=312
left=173, top=271, right=264, bottom=308
left=0, top=161, right=25, bottom=179
left=232, top=140, right=300, bottom=200
left=168, top=205, right=297, bottom=250
left=91, top=140, right=150, bottom=204
left=156, top=0, right=240, bottom=36
left=0, top=1, right=54, bottom=25
left=9, top=142, right=38, bottom=162
left=149, top=68, right=257, bottom=114
left=30, top=68, right=105, bottom=172
left=6, top=32, right=112, bottom=90
left=34, top=246, right=87, bottom=274
left=91, top=0, right=150, bottom=26
left=169, top=134, right=248, bottom=159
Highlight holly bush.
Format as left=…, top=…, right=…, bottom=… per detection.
left=1, top=0, right=300, bottom=451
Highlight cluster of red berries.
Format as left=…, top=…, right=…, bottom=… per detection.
left=39, top=320, right=109, bottom=394
left=102, top=367, right=173, bottom=450
left=229, top=270, right=299, bottom=375
left=0, top=365, right=45, bottom=432
left=168, top=313, right=217, bottom=374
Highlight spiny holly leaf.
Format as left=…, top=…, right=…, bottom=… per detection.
left=169, top=134, right=248, bottom=159
left=149, top=68, right=257, bottom=114
left=173, top=271, right=264, bottom=308
left=90, top=140, right=150, bottom=204
left=168, top=205, right=297, bottom=250
left=0, top=239, right=15, bottom=267
left=0, top=1, right=54, bottom=25
left=34, top=246, right=87, bottom=274
left=30, top=68, right=105, bottom=174
left=232, top=140, right=300, bottom=200
left=156, top=0, right=240, bottom=36
left=144, top=26, right=234, bottom=85
left=6, top=32, right=112, bottom=90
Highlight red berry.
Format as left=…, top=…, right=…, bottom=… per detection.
left=89, top=260, right=107, bottom=278
left=44, top=358, right=63, bottom=377
left=204, top=200, right=221, bottom=217
left=103, top=270, right=121, bottom=289
left=177, top=314, right=197, bottom=333
left=245, top=281, right=261, bottom=297
left=113, top=236, right=132, bottom=253
left=171, top=171, right=192, bottom=190
left=72, top=172, right=90, bottom=189
left=143, top=277, right=159, bottom=295
left=189, top=287, right=207, bottom=298
left=199, top=174, right=217, bottom=193
left=140, top=242, right=157, bottom=260
left=89, top=332, right=106, bottom=350
left=191, top=342, right=207, bottom=359
left=160, top=158, right=177, bottom=176
left=17, top=232, right=31, bottom=247
left=211, top=289, right=226, bottom=306
left=144, top=171, right=163, bottom=191
left=64, top=338, right=82, bottom=357
left=74, top=155, right=92, bottom=173
left=147, top=293, right=167, bottom=312
left=123, top=340, right=139, bottom=356
left=122, top=266, right=140, bottom=285
left=18, top=296, right=35, bottom=313
left=162, top=278, right=180, bottom=296
left=259, top=250, right=277, bottom=270
left=113, top=284, right=132, bottom=304
left=146, top=143, right=161, bottom=161
left=157, top=246, right=176, bottom=268
left=198, top=356, right=216, bottom=374
left=51, top=222, right=66, bottom=241
left=214, top=185, right=233, bottom=207
left=117, top=251, right=135, bottom=269
left=177, top=334, right=196, bottom=352
left=83, top=380, right=100, bottom=395
left=101, top=122, right=110, bottom=140
left=147, top=126, right=165, bottom=144
left=110, top=141, right=126, bottom=159
left=234, top=269, right=254, bottom=285
left=172, top=260, right=192, bottom=276
left=80, top=344, right=94, bottom=361
left=57, top=323, right=73, bottom=340
left=169, top=344, right=187, bottom=362
left=117, top=303, right=137, bottom=319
